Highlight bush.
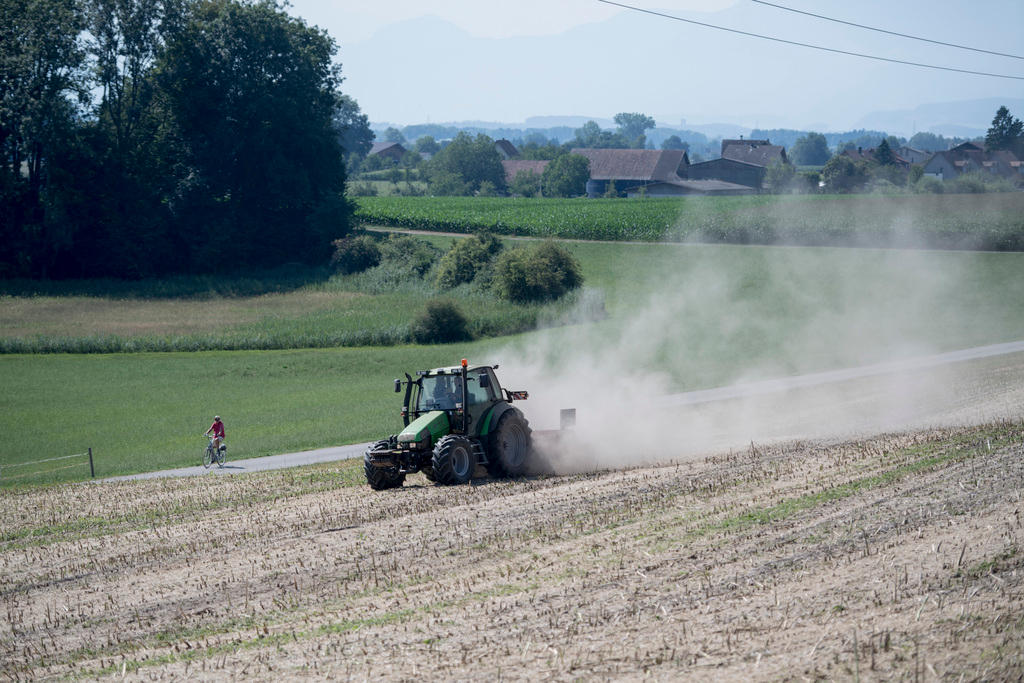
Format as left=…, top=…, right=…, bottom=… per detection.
left=348, top=181, right=378, bottom=197
left=947, top=171, right=1015, bottom=194
left=914, top=176, right=944, bottom=194
left=378, top=234, right=440, bottom=278
left=796, top=171, right=820, bottom=193
left=476, top=181, right=501, bottom=197
left=429, top=170, right=471, bottom=196
left=435, top=232, right=504, bottom=289
left=492, top=241, right=582, bottom=303
left=510, top=170, right=541, bottom=197
left=411, top=300, right=471, bottom=344
left=331, top=234, right=381, bottom=274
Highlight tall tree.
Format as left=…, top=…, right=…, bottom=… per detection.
left=572, top=120, right=627, bottom=149
left=873, top=138, right=895, bottom=166
left=660, top=135, right=689, bottom=151
left=540, top=153, right=589, bottom=197
left=383, top=126, right=406, bottom=144
left=908, top=131, right=948, bottom=152
left=427, top=132, right=506, bottom=194
left=334, top=93, right=373, bottom=160
left=985, top=106, right=1023, bottom=153
left=788, top=132, right=830, bottom=166
left=413, top=135, right=440, bottom=156
left=156, top=0, right=349, bottom=268
left=0, top=0, right=88, bottom=276
left=614, top=112, right=655, bottom=149
left=53, top=0, right=186, bottom=278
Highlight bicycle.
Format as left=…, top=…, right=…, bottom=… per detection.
left=203, top=435, right=226, bottom=468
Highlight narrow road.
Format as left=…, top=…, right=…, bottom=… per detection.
left=104, top=340, right=1024, bottom=482
left=101, top=442, right=371, bottom=482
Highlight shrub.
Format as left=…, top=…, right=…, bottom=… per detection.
left=331, top=234, right=381, bottom=274
left=378, top=234, right=440, bottom=278
left=348, top=181, right=378, bottom=196
left=411, top=300, right=471, bottom=343
left=429, top=170, right=471, bottom=196
left=434, top=232, right=504, bottom=289
left=796, top=171, right=820, bottom=193
left=476, top=180, right=501, bottom=197
left=492, top=241, right=582, bottom=303
left=947, top=171, right=1015, bottom=194
left=914, top=176, right=944, bottom=194
left=510, top=170, right=541, bottom=197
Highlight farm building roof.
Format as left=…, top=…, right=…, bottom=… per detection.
left=721, top=141, right=786, bottom=167
left=502, top=160, right=549, bottom=183
left=369, top=141, right=406, bottom=156
left=494, top=139, right=518, bottom=158
left=570, top=148, right=688, bottom=181
left=720, top=138, right=771, bottom=155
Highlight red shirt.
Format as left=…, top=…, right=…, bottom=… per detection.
left=209, top=420, right=225, bottom=438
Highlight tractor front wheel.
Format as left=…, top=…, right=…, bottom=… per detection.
left=364, top=440, right=406, bottom=490
left=487, top=409, right=532, bottom=477
left=432, top=435, right=476, bottom=485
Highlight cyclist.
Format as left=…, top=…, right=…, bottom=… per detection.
left=205, top=415, right=226, bottom=454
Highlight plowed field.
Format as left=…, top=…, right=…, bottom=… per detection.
left=3, top=419, right=1023, bottom=680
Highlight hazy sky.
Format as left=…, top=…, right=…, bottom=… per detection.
left=286, top=1, right=1024, bottom=131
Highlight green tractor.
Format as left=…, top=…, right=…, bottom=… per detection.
left=364, top=359, right=532, bottom=489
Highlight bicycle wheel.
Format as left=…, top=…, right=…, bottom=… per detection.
left=203, top=444, right=213, bottom=468
left=217, top=446, right=226, bottom=467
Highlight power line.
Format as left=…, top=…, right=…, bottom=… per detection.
left=750, top=0, right=1024, bottom=61
left=594, top=0, right=1024, bottom=81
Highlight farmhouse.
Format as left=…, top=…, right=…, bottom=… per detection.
left=368, top=141, right=407, bottom=163
left=494, top=139, right=518, bottom=159
left=685, top=157, right=766, bottom=189
left=685, top=138, right=787, bottom=190
left=896, top=145, right=930, bottom=164
left=721, top=138, right=787, bottom=167
left=923, top=141, right=1023, bottom=184
left=570, top=148, right=689, bottom=197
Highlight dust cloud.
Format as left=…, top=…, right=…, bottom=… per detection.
left=496, top=230, right=1024, bottom=475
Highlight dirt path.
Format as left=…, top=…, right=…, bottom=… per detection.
left=3, top=418, right=1022, bottom=680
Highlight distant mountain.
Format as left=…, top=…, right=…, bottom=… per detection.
left=341, top=4, right=1020, bottom=133
left=855, top=98, right=1024, bottom=138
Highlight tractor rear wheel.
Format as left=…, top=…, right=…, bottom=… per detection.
left=431, top=435, right=476, bottom=485
left=364, top=440, right=406, bottom=490
left=487, top=409, right=532, bottom=477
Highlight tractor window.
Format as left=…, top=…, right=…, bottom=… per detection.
left=418, top=375, right=458, bottom=411
left=466, top=369, right=491, bottom=405
left=483, top=368, right=501, bottom=399
left=467, top=368, right=500, bottom=404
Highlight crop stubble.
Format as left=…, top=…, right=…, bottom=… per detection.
left=1, top=424, right=1022, bottom=680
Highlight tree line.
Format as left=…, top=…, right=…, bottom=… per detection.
left=1, top=0, right=354, bottom=279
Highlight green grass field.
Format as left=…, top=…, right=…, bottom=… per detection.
left=0, top=234, right=563, bottom=353
left=4, top=236, right=1024, bottom=485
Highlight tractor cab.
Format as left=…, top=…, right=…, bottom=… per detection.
left=399, top=363, right=505, bottom=434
